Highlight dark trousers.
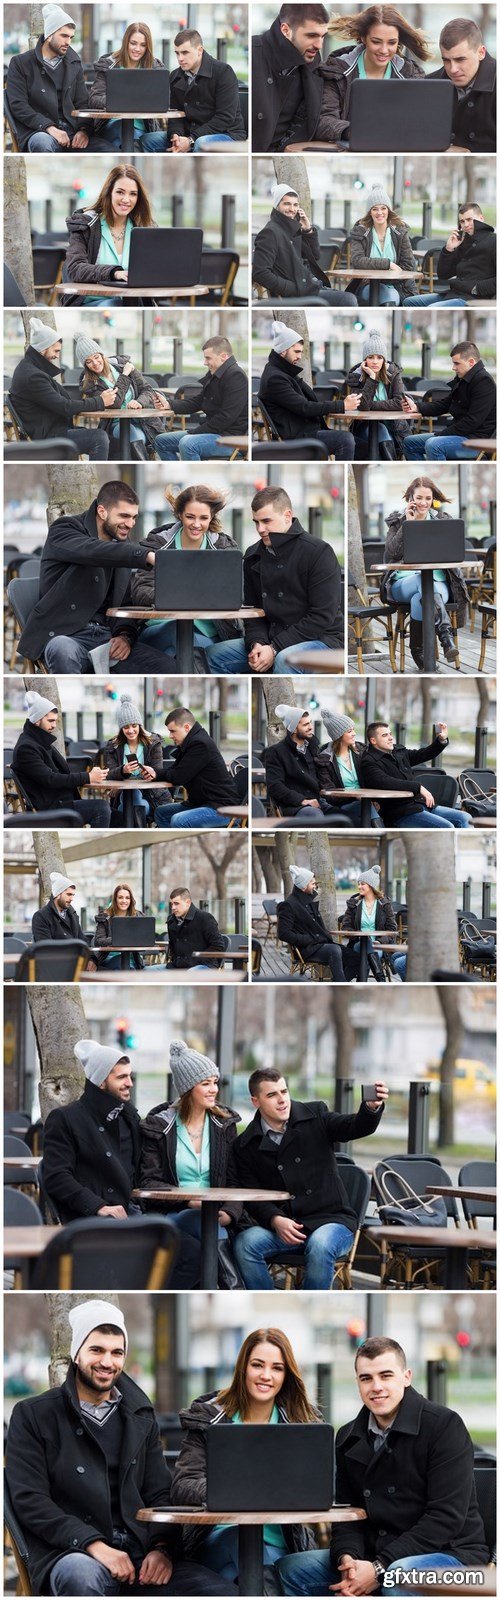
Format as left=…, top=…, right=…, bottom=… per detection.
left=304, top=942, right=344, bottom=980
left=66, top=426, right=109, bottom=460
left=314, top=429, right=355, bottom=460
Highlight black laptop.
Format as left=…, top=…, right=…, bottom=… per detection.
left=154, top=548, right=243, bottom=611
left=402, top=518, right=465, bottom=564
left=206, top=1424, right=334, bottom=1512
left=111, top=915, right=156, bottom=948
left=127, top=228, right=203, bottom=289
left=348, top=78, right=454, bottom=152
left=106, top=69, right=170, bottom=114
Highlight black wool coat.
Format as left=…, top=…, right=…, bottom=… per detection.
left=170, top=51, right=246, bottom=139
left=139, top=1102, right=241, bottom=1221
left=12, top=721, right=92, bottom=812
left=253, top=211, right=330, bottom=299
left=428, top=52, right=496, bottom=153
left=265, top=731, right=324, bottom=813
left=31, top=896, right=88, bottom=945
left=252, top=18, right=324, bottom=150
left=329, top=1385, right=489, bottom=1568
left=243, top=519, right=343, bottom=651
left=6, top=1364, right=181, bottom=1595
left=18, top=499, right=151, bottom=662
left=6, top=37, right=91, bottom=149
left=170, top=356, right=248, bottom=436
left=166, top=902, right=225, bottom=968
left=42, top=1078, right=142, bottom=1222
left=314, top=45, right=424, bottom=143
left=380, top=508, right=469, bottom=625
left=161, top=721, right=238, bottom=809
left=415, top=359, right=496, bottom=438
left=10, top=346, right=105, bottom=442
left=227, top=1097, right=384, bottom=1232
left=277, top=885, right=336, bottom=957
left=437, top=220, right=496, bottom=299
left=258, top=348, right=346, bottom=440
left=359, top=734, right=450, bottom=824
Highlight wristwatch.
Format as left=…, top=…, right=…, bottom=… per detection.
left=372, top=1559, right=386, bottom=1583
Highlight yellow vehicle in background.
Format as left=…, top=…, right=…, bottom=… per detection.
left=425, top=1058, right=495, bottom=1100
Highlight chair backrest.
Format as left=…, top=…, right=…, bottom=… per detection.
left=252, top=441, right=330, bottom=460
left=5, top=438, right=79, bottom=461
left=473, top=1464, right=496, bottom=1560
left=410, top=769, right=459, bottom=807
left=458, top=1159, right=496, bottom=1222
left=339, top=1163, right=371, bottom=1227
left=460, top=768, right=496, bottom=796
left=257, top=399, right=280, bottom=440
left=4, top=262, right=26, bottom=307
left=4, top=1187, right=42, bottom=1225
left=32, top=244, right=66, bottom=289
left=4, top=934, right=28, bottom=955
left=31, top=1215, right=180, bottom=1289
left=4, top=1111, right=30, bottom=1136
left=14, top=558, right=41, bottom=581
left=373, top=1157, right=460, bottom=1221
left=251, top=797, right=266, bottom=817
left=262, top=898, right=277, bottom=917
left=3, top=1470, right=33, bottom=1596
left=5, top=394, right=28, bottom=439
left=5, top=808, right=83, bottom=828
left=7, top=575, right=40, bottom=630
left=37, top=1157, right=62, bottom=1224
left=229, top=759, right=249, bottom=801
left=200, top=248, right=239, bottom=300
left=4, top=1135, right=31, bottom=1156
left=251, top=936, right=263, bottom=974
left=225, top=934, right=248, bottom=952
left=17, top=939, right=91, bottom=983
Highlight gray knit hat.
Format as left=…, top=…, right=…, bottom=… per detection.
left=42, top=3, right=75, bottom=37
left=359, top=865, right=381, bottom=891
left=29, top=318, right=59, bottom=354
left=321, top=708, right=355, bottom=741
left=75, top=334, right=102, bottom=366
left=290, top=864, right=315, bottom=890
left=364, top=185, right=392, bottom=212
left=272, top=320, right=303, bottom=355
left=271, top=182, right=299, bottom=209
left=170, top=1039, right=219, bottom=1097
left=50, top=871, right=75, bottom=897
left=74, top=1038, right=130, bottom=1087
left=275, top=702, right=307, bottom=734
left=24, top=690, right=57, bottom=723
left=362, top=327, right=387, bottom=359
left=115, top=695, right=141, bottom=730
left=69, top=1300, right=128, bottom=1361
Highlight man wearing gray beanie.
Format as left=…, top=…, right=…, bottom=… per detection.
left=11, top=695, right=111, bottom=827
left=253, top=187, right=358, bottom=305
left=42, top=1040, right=143, bottom=1226
left=276, top=864, right=345, bottom=979
left=257, top=324, right=360, bottom=460
left=31, top=870, right=97, bottom=968
left=6, top=1300, right=235, bottom=1597
left=9, top=322, right=111, bottom=459
left=6, top=4, right=110, bottom=152
left=264, top=703, right=350, bottom=821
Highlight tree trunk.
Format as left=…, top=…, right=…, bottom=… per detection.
left=24, top=674, right=66, bottom=757
left=276, top=832, right=292, bottom=897
left=29, top=4, right=44, bottom=49
left=308, top=834, right=338, bottom=929
left=26, top=985, right=87, bottom=1119
left=347, top=465, right=369, bottom=597
left=436, top=986, right=463, bottom=1147
left=262, top=677, right=296, bottom=745
left=46, top=1292, right=121, bottom=1388
left=476, top=677, right=490, bottom=730
left=271, top=308, right=312, bottom=386
left=46, top=465, right=100, bottom=528
left=4, top=159, right=35, bottom=305
left=33, top=831, right=68, bottom=901
left=218, top=680, right=229, bottom=742
left=419, top=679, right=432, bottom=743
left=197, top=836, right=244, bottom=929
left=254, top=844, right=281, bottom=892
left=403, top=834, right=459, bottom=980
left=272, top=156, right=312, bottom=218
left=329, top=990, right=355, bottom=1079
left=21, top=308, right=57, bottom=348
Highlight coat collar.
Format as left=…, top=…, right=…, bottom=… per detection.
left=82, top=1077, right=129, bottom=1121
left=266, top=17, right=319, bottom=72
left=26, top=345, right=63, bottom=377
left=342, top=1384, right=425, bottom=1466
left=269, top=348, right=304, bottom=377
left=271, top=209, right=303, bottom=241
left=23, top=718, right=57, bottom=748
left=62, top=1361, right=152, bottom=1422
left=238, top=1098, right=316, bottom=1148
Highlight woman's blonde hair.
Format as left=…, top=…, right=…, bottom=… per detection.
left=165, top=483, right=228, bottom=535
left=115, top=22, right=155, bottom=70
left=93, top=164, right=153, bottom=228
left=328, top=6, right=430, bottom=60
left=216, top=1329, right=320, bottom=1423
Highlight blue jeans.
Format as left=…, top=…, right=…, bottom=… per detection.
left=404, top=292, right=468, bottom=306
left=234, top=1221, right=354, bottom=1289
left=73, top=799, right=112, bottom=828
left=199, top=1527, right=282, bottom=1581
left=356, top=422, right=391, bottom=445
left=155, top=801, right=230, bottom=828
left=390, top=571, right=449, bottom=620
left=110, top=421, right=145, bottom=444
left=193, top=133, right=238, bottom=150
left=49, top=1550, right=237, bottom=1595
left=140, top=618, right=218, bottom=663
left=358, top=283, right=400, bottom=305
left=404, top=433, right=482, bottom=460
left=169, top=1209, right=228, bottom=1242
left=391, top=953, right=407, bottom=980
left=277, top=1550, right=465, bottom=1595
left=402, top=806, right=470, bottom=828
left=337, top=799, right=379, bottom=824
left=100, top=124, right=169, bottom=153
left=155, top=431, right=235, bottom=460
left=201, top=637, right=334, bottom=675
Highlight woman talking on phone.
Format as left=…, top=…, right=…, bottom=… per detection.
left=170, top=1327, right=321, bottom=1582
left=379, top=477, right=468, bottom=668
left=252, top=184, right=358, bottom=304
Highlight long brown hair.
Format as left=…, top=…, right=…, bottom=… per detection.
left=176, top=1088, right=231, bottom=1122
left=107, top=883, right=137, bottom=917
left=81, top=351, right=114, bottom=392
left=329, top=6, right=430, bottom=60
left=114, top=722, right=153, bottom=750
left=365, top=356, right=389, bottom=387
left=93, top=164, right=153, bottom=228
left=115, top=22, right=155, bottom=69
left=404, top=477, right=451, bottom=506
left=216, top=1329, right=319, bottom=1423
left=359, top=204, right=404, bottom=229
left=165, top=484, right=228, bottom=534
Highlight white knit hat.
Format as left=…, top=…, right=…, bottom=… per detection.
left=359, top=864, right=381, bottom=891
left=50, top=871, right=75, bottom=897
left=362, top=327, right=387, bottom=359
left=275, top=702, right=307, bottom=734
left=75, top=334, right=102, bottom=366
left=69, top=1299, right=128, bottom=1361
left=290, top=864, right=315, bottom=890
left=272, top=320, right=303, bottom=355
left=170, top=1039, right=219, bottom=1097
left=29, top=318, right=60, bottom=354
left=271, top=182, right=299, bottom=209
left=42, top=4, right=75, bottom=38
left=321, top=708, right=355, bottom=741
left=24, top=690, right=57, bottom=723
left=364, top=185, right=392, bottom=211
left=74, top=1038, right=130, bottom=1087
left=115, top=695, right=142, bottom=730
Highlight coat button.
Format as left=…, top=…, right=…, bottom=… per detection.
left=76, top=1427, right=83, bottom=1435
left=76, top=1466, right=85, bottom=1473
left=73, top=1539, right=79, bottom=1546
left=278, top=590, right=284, bottom=597
left=277, top=1163, right=284, bottom=1171
left=99, top=1126, right=105, bottom=1132
left=108, top=1187, right=114, bottom=1193
left=267, top=76, right=273, bottom=83
left=295, top=1156, right=301, bottom=1163
left=95, top=574, right=99, bottom=581
left=306, top=1188, right=312, bottom=1195
left=257, top=112, right=263, bottom=119
left=364, top=1489, right=371, bottom=1498
left=106, top=1151, right=112, bottom=1158
left=49, top=630, right=54, bottom=637
left=388, top=1486, right=396, bottom=1494
left=70, top=604, right=76, bottom=610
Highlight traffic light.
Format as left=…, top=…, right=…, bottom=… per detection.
left=353, top=176, right=364, bottom=190
left=115, top=1018, right=136, bottom=1051
left=353, top=317, right=365, bottom=332
left=346, top=1318, right=365, bottom=1349
left=456, top=1331, right=471, bottom=1349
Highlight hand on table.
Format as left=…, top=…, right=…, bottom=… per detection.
left=344, top=393, right=362, bottom=412
left=86, top=1543, right=135, bottom=1582
left=388, top=262, right=404, bottom=275
left=97, top=1205, right=128, bottom=1219
left=141, top=764, right=157, bottom=781
left=402, top=394, right=419, bottom=413
left=153, top=392, right=170, bottom=410
left=88, top=766, right=109, bottom=784
left=127, top=399, right=142, bottom=410
left=109, top=636, right=131, bottom=661
left=114, top=270, right=128, bottom=282
left=86, top=960, right=97, bottom=973
left=138, top=1551, right=173, bottom=1586
left=420, top=785, right=435, bottom=809
left=272, top=1216, right=307, bottom=1245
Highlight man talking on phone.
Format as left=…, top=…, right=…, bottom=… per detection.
left=405, top=202, right=496, bottom=306
left=253, top=185, right=358, bottom=304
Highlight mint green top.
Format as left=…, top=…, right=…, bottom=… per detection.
left=394, top=510, right=446, bottom=583
left=97, top=216, right=133, bottom=271
left=360, top=898, right=378, bottom=932
left=173, top=529, right=218, bottom=638
left=123, top=739, right=145, bottom=768
left=358, top=52, right=392, bottom=78
left=370, top=228, right=396, bottom=262
left=175, top=1112, right=211, bottom=1188
left=337, top=751, right=359, bottom=791
left=374, top=380, right=388, bottom=403
left=105, top=360, right=134, bottom=407
left=213, top=1408, right=287, bottom=1549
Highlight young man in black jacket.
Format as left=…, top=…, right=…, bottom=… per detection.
left=166, top=888, right=226, bottom=969
left=278, top=1335, right=489, bottom=1595
left=360, top=721, right=470, bottom=828
left=403, top=341, right=496, bottom=460
left=229, top=1068, right=387, bottom=1288
left=277, top=864, right=345, bottom=979
left=156, top=337, right=248, bottom=460
left=169, top=28, right=246, bottom=150
left=10, top=321, right=111, bottom=457
left=155, top=709, right=239, bottom=828
left=31, top=871, right=96, bottom=970
left=253, top=185, right=357, bottom=304
left=11, top=691, right=111, bottom=827
left=6, top=1299, right=235, bottom=1597
left=429, top=17, right=496, bottom=153
left=5, top=3, right=108, bottom=152
left=257, top=322, right=359, bottom=459
left=405, top=203, right=496, bottom=306
left=17, top=481, right=171, bottom=675
left=208, top=485, right=345, bottom=675
left=252, top=2, right=329, bottom=151
left=265, top=703, right=346, bottom=821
